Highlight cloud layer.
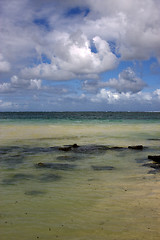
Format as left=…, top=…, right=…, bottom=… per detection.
left=0, top=0, right=160, bottom=111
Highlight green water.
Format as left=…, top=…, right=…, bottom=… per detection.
left=0, top=112, right=160, bottom=240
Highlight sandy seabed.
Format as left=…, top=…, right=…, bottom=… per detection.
left=0, top=122, right=160, bottom=240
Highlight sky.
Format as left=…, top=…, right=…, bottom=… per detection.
left=0, top=0, right=160, bottom=111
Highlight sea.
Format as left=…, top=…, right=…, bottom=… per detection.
left=0, top=112, right=160, bottom=240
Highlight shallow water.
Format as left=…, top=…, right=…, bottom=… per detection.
left=0, top=113, right=160, bottom=240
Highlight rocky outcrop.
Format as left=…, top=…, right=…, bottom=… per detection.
left=128, top=145, right=143, bottom=150
left=148, top=155, right=160, bottom=163
left=142, top=155, right=160, bottom=174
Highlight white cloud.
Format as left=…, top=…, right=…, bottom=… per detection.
left=0, top=99, right=12, bottom=108
left=0, top=75, right=42, bottom=93
left=11, top=75, right=42, bottom=90
left=0, top=83, right=13, bottom=93
left=106, top=67, right=147, bottom=93
left=90, top=89, right=153, bottom=104
left=0, top=0, right=160, bottom=111
left=1, top=0, right=160, bottom=69
left=91, top=89, right=121, bottom=103
left=83, top=68, right=146, bottom=93
left=0, top=54, right=10, bottom=72
left=84, top=0, right=160, bottom=60
left=154, top=89, right=160, bottom=99
left=21, top=33, right=118, bottom=80
left=29, top=79, right=42, bottom=90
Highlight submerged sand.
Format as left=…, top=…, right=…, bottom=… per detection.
left=0, top=122, right=160, bottom=240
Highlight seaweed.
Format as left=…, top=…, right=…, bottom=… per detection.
left=38, top=173, right=61, bottom=182
left=2, top=173, right=35, bottom=185
left=56, top=155, right=81, bottom=162
left=36, top=162, right=76, bottom=170
left=25, top=190, right=46, bottom=196
left=91, top=165, right=115, bottom=171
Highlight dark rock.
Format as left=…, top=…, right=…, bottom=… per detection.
left=143, top=163, right=160, bottom=169
left=91, top=165, right=115, bottom=171
left=37, top=162, right=45, bottom=167
left=148, top=138, right=160, bottom=141
left=36, top=162, right=76, bottom=170
left=147, top=169, right=159, bottom=174
left=59, top=143, right=79, bottom=152
left=58, top=146, right=72, bottom=152
left=109, top=146, right=124, bottom=150
left=72, top=145, right=109, bottom=154
left=72, top=144, right=79, bottom=148
left=128, top=145, right=143, bottom=150
left=148, top=155, right=160, bottom=163
left=73, top=145, right=126, bottom=154
left=58, top=144, right=126, bottom=154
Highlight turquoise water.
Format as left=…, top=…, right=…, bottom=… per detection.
left=0, top=112, right=160, bottom=240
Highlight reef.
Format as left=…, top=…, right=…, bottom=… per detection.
left=128, top=145, right=144, bottom=150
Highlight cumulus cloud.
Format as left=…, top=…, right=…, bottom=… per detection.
left=0, top=54, right=10, bottom=72
left=0, top=0, right=160, bottom=111
left=90, top=89, right=153, bottom=104
left=106, top=67, right=147, bottom=93
left=83, top=68, right=146, bottom=93
left=1, top=0, right=160, bottom=66
left=0, top=75, right=42, bottom=93
left=154, top=89, right=160, bottom=99
left=21, top=33, right=118, bottom=80
left=83, top=0, right=160, bottom=60
left=0, top=83, right=13, bottom=93
left=91, top=89, right=121, bottom=103
left=10, top=75, right=42, bottom=90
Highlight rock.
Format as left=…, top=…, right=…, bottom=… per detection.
left=72, top=144, right=79, bottom=148
left=58, top=146, right=72, bottom=151
left=143, top=163, right=160, bottom=169
left=148, top=155, right=160, bottom=163
left=147, top=138, right=160, bottom=141
left=37, top=162, right=45, bottom=167
left=91, top=165, right=115, bottom=171
left=58, top=144, right=79, bottom=152
left=128, top=145, right=143, bottom=150
left=72, top=145, right=110, bottom=154
left=147, top=169, right=159, bottom=174
left=109, top=146, right=124, bottom=150
left=58, top=144, right=125, bottom=154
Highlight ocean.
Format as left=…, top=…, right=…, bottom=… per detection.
left=0, top=112, right=160, bottom=240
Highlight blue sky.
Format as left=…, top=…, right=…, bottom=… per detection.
left=0, top=0, right=160, bottom=111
